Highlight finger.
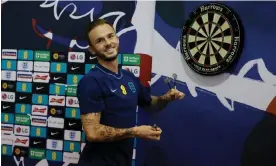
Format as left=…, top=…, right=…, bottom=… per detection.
left=171, top=91, right=178, bottom=99
left=151, top=126, right=160, bottom=131
left=151, top=127, right=162, bottom=133
left=177, top=92, right=184, bottom=99
left=153, top=130, right=162, bottom=135
left=151, top=126, right=159, bottom=131
left=173, top=91, right=184, bottom=99
left=173, top=92, right=180, bottom=99
left=150, top=130, right=162, bottom=136
left=170, top=89, right=177, bottom=95
left=169, top=91, right=175, bottom=98
left=148, top=136, right=160, bottom=141
left=154, top=136, right=160, bottom=141
left=180, top=93, right=185, bottom=99
left=156, top=127, right=162, bottom=132
left=174, top=93, right=179, bottom=99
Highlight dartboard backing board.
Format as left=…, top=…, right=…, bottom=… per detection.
left=181, top=3, right=243, bottom=75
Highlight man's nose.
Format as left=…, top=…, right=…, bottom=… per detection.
left=105, top=38, right=112, bottom=45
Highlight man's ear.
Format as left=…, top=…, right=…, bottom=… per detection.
left=88, top=46, right=95, bottom=55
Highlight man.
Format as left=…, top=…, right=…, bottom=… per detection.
left=77, top=19, right=185, bottom=166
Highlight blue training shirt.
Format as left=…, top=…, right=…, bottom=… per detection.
left=77, top=63, right=152, bottom=165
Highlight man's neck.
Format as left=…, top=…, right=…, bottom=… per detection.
left=98, top=58, right=119, bottom=74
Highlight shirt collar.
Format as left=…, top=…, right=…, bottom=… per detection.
left=95, top=63, right=123, bottom=79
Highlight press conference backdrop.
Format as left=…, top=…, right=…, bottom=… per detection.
left=1, top=49, right=152, bottom=165
left=2, top=1, right=276, bottom=166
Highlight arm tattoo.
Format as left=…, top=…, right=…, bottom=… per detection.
left=81, top=112, right=135, bottom=142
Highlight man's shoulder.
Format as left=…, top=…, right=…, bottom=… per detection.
left=81, top=67, right=105, bottom=82
left=78, top=70, right=100, bottom=88
left=77, top=69, right=104, bottom=95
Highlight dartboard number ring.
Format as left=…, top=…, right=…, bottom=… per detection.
left=180, top=3, right=243, bottom=75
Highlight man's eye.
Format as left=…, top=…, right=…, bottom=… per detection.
left=97, top=39, right=103, bottom=43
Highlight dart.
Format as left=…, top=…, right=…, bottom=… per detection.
left=153, top=124, right=159, bottom=131
left=164, top=77, right=172, bottom=89
left=172, top=73, right=177, bottom=89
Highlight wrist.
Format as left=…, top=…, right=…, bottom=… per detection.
left=159, top=95, right=166, bottom=101
left=159, top=95, right=170, bottom=102
left=132, top=126, right=139, bottom=137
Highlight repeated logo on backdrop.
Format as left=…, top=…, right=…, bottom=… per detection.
left=1, top=49, right=142, bottom=163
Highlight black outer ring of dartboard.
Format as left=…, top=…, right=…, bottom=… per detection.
left=180, top=2, right=244, bottom=76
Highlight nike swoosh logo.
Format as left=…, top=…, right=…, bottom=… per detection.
left=36, top=87, right=44, bottom=90
left=19, top=96, right=27, bottom=100
left=53, top=77, right=61, bottom=80
left=90, top=56, right=96, bottom=60
left=51, top=132, right=59, bottom=135
left=71, top=66, right=79, bottom=70
left=69, top=123, right=76, bottom=126
left=111, top=89, right=117, bottom=92
left=3, top=106, right=10, bottom=109
left=33, top=141, right=41, bottom=145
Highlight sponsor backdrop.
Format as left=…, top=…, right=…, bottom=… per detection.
left=2, top=1, right=276, bottom=166
left=1, top=48, right=152, bottom=165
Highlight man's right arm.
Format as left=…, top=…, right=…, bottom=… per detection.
left=81, top=112, right=136, bottom=142
left=77, top=76, right=162, bottom=142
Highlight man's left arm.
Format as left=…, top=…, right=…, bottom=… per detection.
left=144, top=89, right=185, bottom=112
left=134, top=75, right=184, bottom=112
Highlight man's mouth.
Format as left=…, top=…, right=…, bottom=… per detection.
left=105, top=47, right=116, bottom=54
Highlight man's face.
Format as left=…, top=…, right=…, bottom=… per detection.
left=88, top=24, right=119, bottom=61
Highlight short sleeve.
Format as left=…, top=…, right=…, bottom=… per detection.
left=135, top=77, right=152, bottom=107
left=77, top=76, right=105, bottom=115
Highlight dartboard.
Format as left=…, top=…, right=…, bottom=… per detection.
left=181, top=3, right=243, bottom=75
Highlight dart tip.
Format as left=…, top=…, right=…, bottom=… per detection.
left=168, top=83, right=172, bottom=89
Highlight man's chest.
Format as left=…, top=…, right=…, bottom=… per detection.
left=100, top=77, right=139, bottom=110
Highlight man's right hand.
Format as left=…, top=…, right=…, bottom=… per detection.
left=133, top=125, right=162, bottom=141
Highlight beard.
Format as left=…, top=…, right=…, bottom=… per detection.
left=96, top=45, right=119, bottom=62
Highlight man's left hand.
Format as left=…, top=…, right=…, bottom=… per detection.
left=161, top=89, right=185, bottom=102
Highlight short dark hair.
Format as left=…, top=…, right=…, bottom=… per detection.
left=86, top=19, right=114, bottom=46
